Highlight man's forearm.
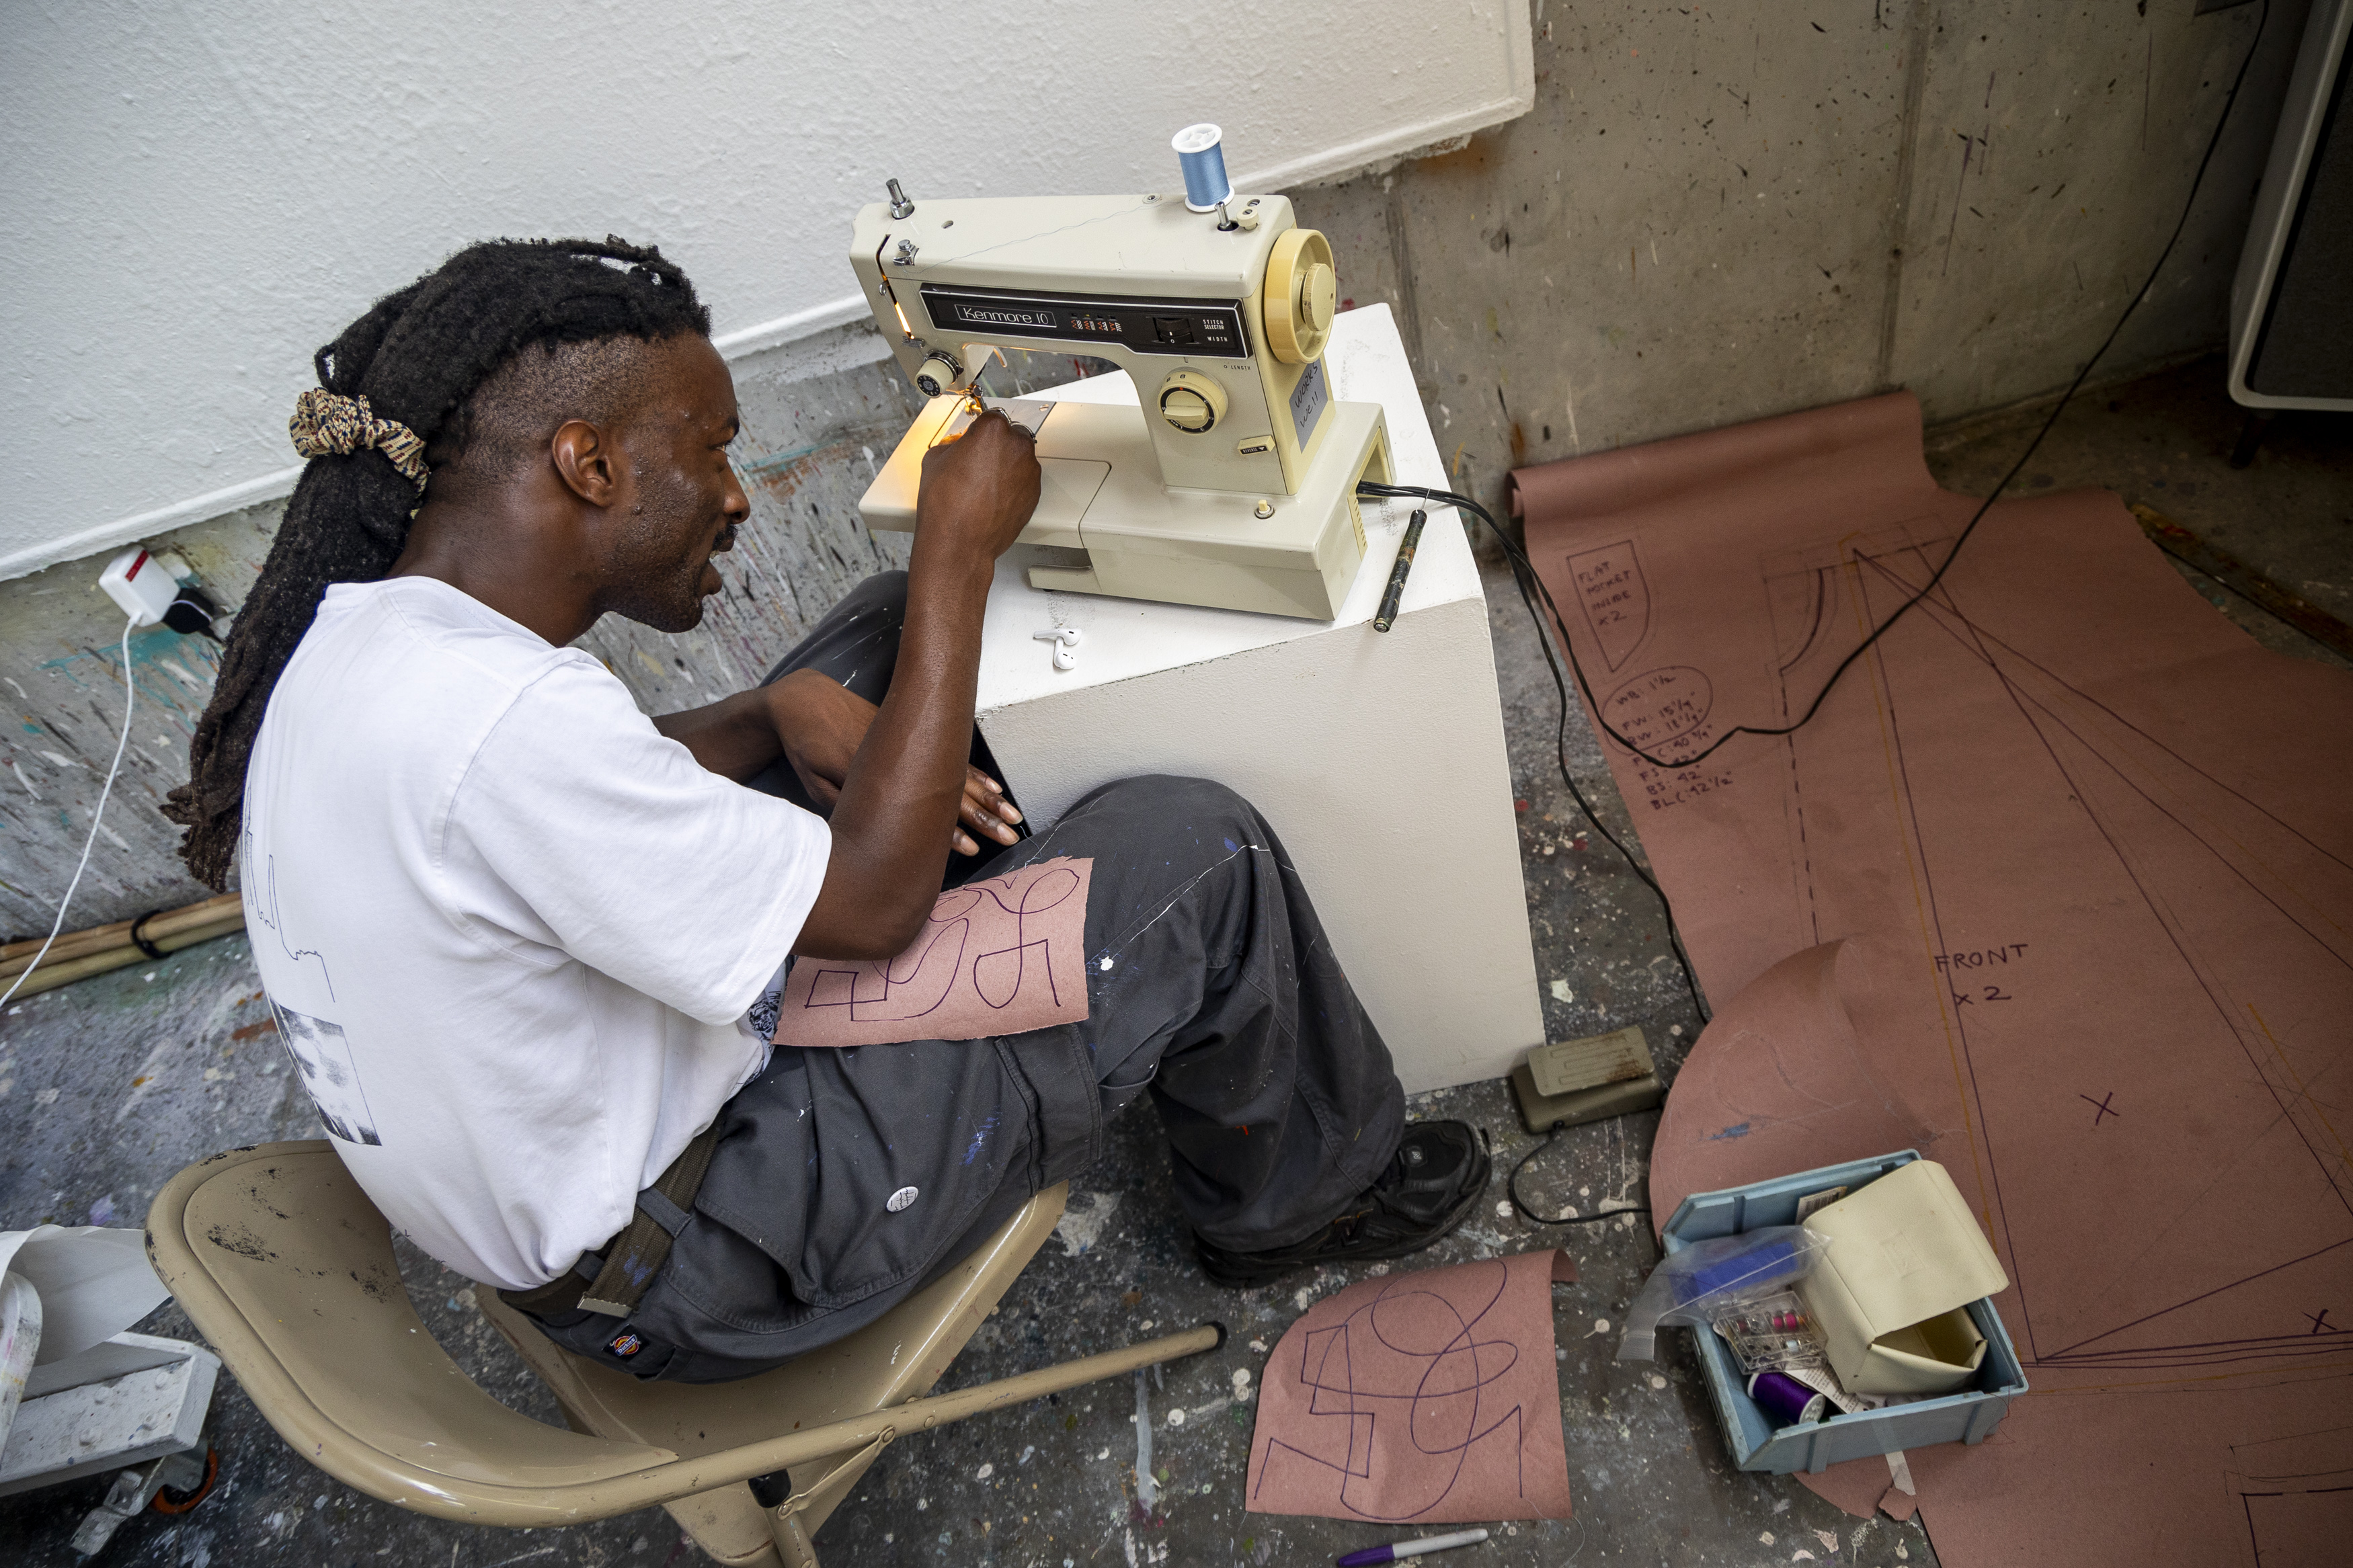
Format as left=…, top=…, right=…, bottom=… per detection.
left=793, top=408, right=1039, bottom=959
left=653, top=690, right=783, bottom=782
left=793, top=550, right=992, bottom=958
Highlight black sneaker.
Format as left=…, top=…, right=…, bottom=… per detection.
left=1193, top=1120, right=1492, bottom=1289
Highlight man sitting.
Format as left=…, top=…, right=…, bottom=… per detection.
left=167, top=239, right=1488, bottom=1382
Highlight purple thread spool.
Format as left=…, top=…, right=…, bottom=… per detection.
left=1748, top=1370, right=1828, bottom=1428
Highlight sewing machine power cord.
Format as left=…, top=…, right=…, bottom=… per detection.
left=1505, top=1124, right=1654, bottom=1229
left=1, top=614, right=141, bottom=1011
left=1360, top=475, right=1712, bottom=1031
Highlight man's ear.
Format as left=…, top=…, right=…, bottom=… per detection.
left=549, top=419, right=622, bottom=506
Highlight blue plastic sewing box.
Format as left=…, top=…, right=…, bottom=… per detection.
left=1659, top=1149, right=2028, bottom=1475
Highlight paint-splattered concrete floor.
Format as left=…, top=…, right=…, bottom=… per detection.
left=2, top=358, right=2342, bottom=1568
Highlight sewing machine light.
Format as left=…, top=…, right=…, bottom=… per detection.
left=1171, top=124, right=1233, bottom=213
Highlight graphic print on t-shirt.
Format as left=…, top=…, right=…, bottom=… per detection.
left=268, top=999, right=382, bottom=1146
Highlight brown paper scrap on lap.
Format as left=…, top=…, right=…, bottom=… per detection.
left=774, top=857, right=1092, bottom=1046
left=1512, top=393, right=2353, bottom=1567
left=1248, top=1249, right=1577, bottom=1524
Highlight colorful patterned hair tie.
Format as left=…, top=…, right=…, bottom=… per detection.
left=288, top=388, right=427, bottom=489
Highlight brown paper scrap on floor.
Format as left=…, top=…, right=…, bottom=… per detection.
left=774, top=857, right=1092, bottom=1046
left=1513, top=393, right=2353, bottom=1568
left=1248, top=1249, right=1577, bottom=1524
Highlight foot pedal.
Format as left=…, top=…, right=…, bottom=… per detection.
left=1509, top=1026, right=1665, bottom=1133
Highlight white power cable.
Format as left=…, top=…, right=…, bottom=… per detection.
left=1, top=614, right=140, bottom=1010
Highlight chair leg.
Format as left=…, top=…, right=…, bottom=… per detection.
left=2229, top=408, right=2274, bottom=469
left=768, top=1505, right=820, bottom=1568
left=766, top=1447, right=881, bottom=1541
left=765, top=1428, right=887, bottom=1564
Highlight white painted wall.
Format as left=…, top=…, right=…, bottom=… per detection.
left=0, top=0, right=1533, bottom=581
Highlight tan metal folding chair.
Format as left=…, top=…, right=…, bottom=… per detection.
left=147, top=1142, right=1213, bottom=1566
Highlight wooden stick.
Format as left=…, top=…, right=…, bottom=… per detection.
left=2, top=892, right=243, bottom=971
left=3, top=891, right=241, bottom=965
left=3, top=913, right=247, bottom=998
left=2, top=901, right=247, bottom=992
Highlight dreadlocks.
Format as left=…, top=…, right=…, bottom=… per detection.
left=163, top=237, right=712, bottom=889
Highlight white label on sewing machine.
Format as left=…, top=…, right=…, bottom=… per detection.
left=1288, top=361, right=1328, bottom=446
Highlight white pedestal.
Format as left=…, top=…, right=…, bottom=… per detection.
left=974, top=306, right=1542, bottom=1093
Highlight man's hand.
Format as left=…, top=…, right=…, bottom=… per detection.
left=914, top=409, right=1043, bottom=567
left=766, top=669, right=1021, bottom=856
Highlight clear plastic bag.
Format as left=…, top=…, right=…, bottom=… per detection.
left=1616, top=1225, right=1831, bottom=1362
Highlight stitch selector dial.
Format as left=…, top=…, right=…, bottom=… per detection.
left=1156, top=368, right=1230, bottom=434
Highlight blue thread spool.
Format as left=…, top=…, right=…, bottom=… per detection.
left=1171, top=124, right=1233, bottom=213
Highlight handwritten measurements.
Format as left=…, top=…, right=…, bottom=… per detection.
left=1604, top=665, right=1714, bottom=755
left=1633, top=760, right=1737, bottom=813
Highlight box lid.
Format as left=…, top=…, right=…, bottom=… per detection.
left=1802, top=1160, right=2007, bottom=1360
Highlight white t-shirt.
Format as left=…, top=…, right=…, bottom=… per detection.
left=240, top=577, right=830, bottom=1290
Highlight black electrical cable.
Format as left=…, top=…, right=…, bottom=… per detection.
left=1410, top=0, right=2272, bottom=781
left=1354, top=479, right=1696, bottom=1218
left=1507, top=1126, right=1652, bottom=1227
left=1360, top=477, right=1712, bottom=1026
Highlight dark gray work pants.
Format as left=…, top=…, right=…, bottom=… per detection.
left=530, top=572, right=1406, bottom=1382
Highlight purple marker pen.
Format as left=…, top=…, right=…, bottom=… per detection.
left=1337, top=1528, right=1492, bottom=1567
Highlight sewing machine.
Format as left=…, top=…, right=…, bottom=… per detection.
left=850, top=173, right=1394, bottom=620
